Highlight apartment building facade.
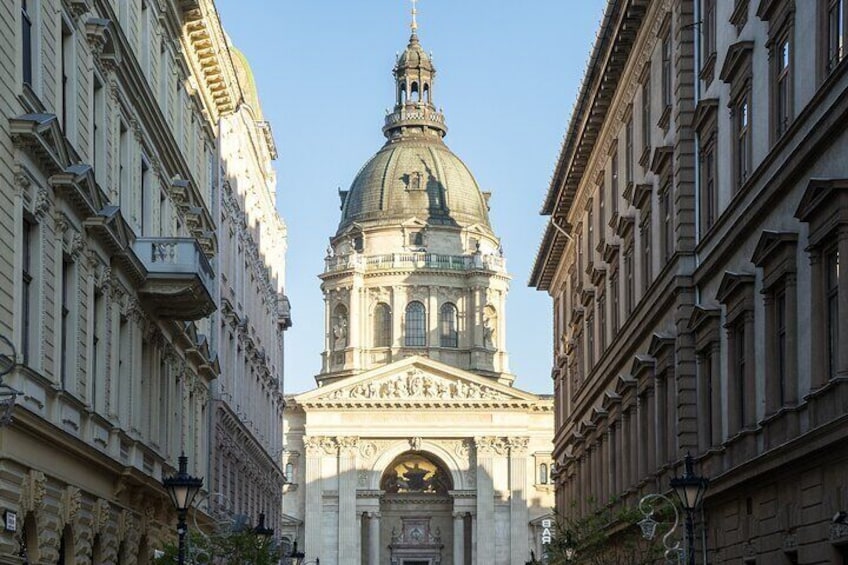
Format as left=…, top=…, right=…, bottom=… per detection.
left=531, top=0, right=848, bottom=562
left=0, top=0, right=289, bottom=562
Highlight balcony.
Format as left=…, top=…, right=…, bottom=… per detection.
left=324, top=251, right=507, bottom=275
left=133, top=238, right=216, bottom=321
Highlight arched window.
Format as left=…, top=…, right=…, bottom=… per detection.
left=405, top=301, right=426, bottom=347
left=285, top=462, right=294, bottom=482
left=423, top=83, right=430, bottom=102
left=374, top=303, right=392, bottom=347
left=539, top=463, right=548, bottom=485
left=411, top=81, right=419, bottom=101
left=439, top=303, right=458, bottom=348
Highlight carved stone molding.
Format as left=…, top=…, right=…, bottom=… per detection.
left=409, top=437, right=422, bottom=451
left=59, top=486, right=82, bottom=530
left=19, top=470, right=47, bottom=514
left=338, top=436, right=359, bottom=456
left=508, top=437, right=530, bottom=456
left=474, top=436, right=509, bottom=456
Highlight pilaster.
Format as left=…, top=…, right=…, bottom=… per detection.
left=508, top=437, right=530, bottom=564
left=338, top=436, right=359, bottom=564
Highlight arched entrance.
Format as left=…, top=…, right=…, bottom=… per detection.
left=375, top=451, right=453, bottom=565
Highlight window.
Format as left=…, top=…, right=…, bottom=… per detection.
left=826, top=0, right=845, bottom=72
left=141, top=158, right=151, bottom=235
left=409, top=230, right=424, bottom=247
left=587, top=208, right=594, bottom=266
left=439, top=303, right=458, bottom=348
left=598, top=294, right=606, bottom=352
left=332, top=304, right=348, bottom=350
left=405, top=301, right=426, bottom=347
left=285, top=462, right=294, bottom=482
left=661, top=27, right=672, bottom=113
left=625, top=117, right=634, bottom=186
left=733, top=321, right=747, bottom=427
left=702, top=141, right=717, bottom=233
left=735, top=94, right=752, bottom=188
left=22, top=0, right=33, bottom=86
left=539, top=463, right=548, bottom=485
left=826, top=247, right=839, bottom=380
left=611, top=150, right=619, bottom=217
left=703, top=0, right=717, bottom=64
left=690, top=307, right=723, bottom=450
left=92, top=289, right=104, bottom=411
left=373, top=303, right=392, bottom=348
left=60, top=256, right=74, bottom=390
left=642, top=76, right=651, bottom=159
left=118, top=121, right=129, bottom=204
left=775, top=36, right=792, bottom=137
left=717, top=272, right=755, bottom=434
left=598, top=182, right=605, bottom=241
left=660, top=183, right=672, bottom=263
left=641, top=219, right=652, bottom=290
left=610, top=271, right=620, bottom=333
left=775, top=289, right=787, bottom=405
left=92, top=75, right=105, bottom=181
left=141, top=0, right=151, bottom=77
left=61, top=19, right=74, bottom=133
left=586, top=309, right=595, bottom=369
left=21, top=218, right=34, bottom=363
left=624, top=244, right=634, bottom=315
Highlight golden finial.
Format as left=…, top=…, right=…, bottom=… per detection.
left=411, top=0, right=418, bottom=33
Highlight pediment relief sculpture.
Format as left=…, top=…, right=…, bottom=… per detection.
left=323, top=368, right=510, bottom=401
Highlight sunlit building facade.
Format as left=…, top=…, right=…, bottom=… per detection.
left=0, top=0, right=289, bottom=562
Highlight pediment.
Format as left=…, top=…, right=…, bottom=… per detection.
left=295, top=356, right=541, bottom=408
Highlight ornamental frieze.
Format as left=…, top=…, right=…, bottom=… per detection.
left=325, top=368, right=510, bottom=402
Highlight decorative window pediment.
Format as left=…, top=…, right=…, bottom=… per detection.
left=752, top=230, right=798, bottom=290
left=632, top=183, right=653, bottom=211
left=717, top=272, right=756, bottom=322
left=720, top=41, right=755, bottom=94
left=794, top=178, right=848, bottom=246
left=630, top=354, right=656, bottom=384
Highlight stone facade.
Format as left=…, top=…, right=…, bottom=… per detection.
left=532, top=0, right=848, bottom=563
left=0, top=0, right=288, bottom=562
left=282, top=15, right=554, bottom=565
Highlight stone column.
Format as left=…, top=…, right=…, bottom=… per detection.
left=303, top=437, right=326, bottom=559
left=452, top=512, right=465, bottom=565
left=368, top=512, right=381, bottom=565
left=338, top=437, right=359, bottom=564
left=471, top=512, right=477, bottom=564
left=508, top=438, right=530, bottom=564
left=474, top=437, right=498, bottom=564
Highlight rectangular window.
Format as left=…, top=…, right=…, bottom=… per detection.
left=21, top=217, right=34, bottom=363
left=92, top=289, right=104, bottom=411
left=660, top=184, right=673, bottom=262
left=610, top=272, right=619, bottom=333
left=141, top=158, right=151, bottom=235
left=587, top=208, right=594, bottom=266
left=826, top=247, right=839, bottom=379
left=586, top=310, right=595, bottom=369
left=598, top=295, right=606, bottom=353
left=118, top=121, right=129, bottom=203
left=61, top=257, right=73, bottom=390
left=22, top=0, right=33, bottom=86
left=735, top=322, right=746, bottom=427
left=641, top=221, right=652, bottom=290
left=624, top=245, right=634, bottom=315
left=735, top=95, right=751, bottom=189
left=598, top=181, right=605, bottom=239
left=775, top=37, right=791, bottom=137
left=775, top=289, right=787, bottom=406
left=642, top=77, right=651, bottom=154
left=625, top=118, right=634, bottom=185
left=92, top=75, right=105, bottom=182
left=827, top=0, right=845, bottom=72
left=141, top=0, right=151, bottom=77
left=703, top=0, right=716, bottom=62
left=611, top=150, right=619, bottom=216
left=577, top=233, right=583, bottom=280
left=662, top=31, right=672, bottom=110
left=61, top=20, right=73, bottom=133
left=704, top=353, right=714, bottom=446
left=701, top=142, right=717, bottom=234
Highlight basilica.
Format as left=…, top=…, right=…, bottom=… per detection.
left=281, top=13, right=554, bottom=565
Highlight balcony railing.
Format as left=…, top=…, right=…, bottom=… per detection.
left=324, top=252, right=506, bottom=274
left=133, top=237, right=216, bottom=320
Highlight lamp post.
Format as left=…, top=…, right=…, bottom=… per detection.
left=286, top=540, right=320, bottom=565
left=670, top=453, right=709, bottom=565
left=163, top=454, right=203, bottom=565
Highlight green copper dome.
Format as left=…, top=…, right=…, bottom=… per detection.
left=338, top=138, right=492, bottom=232
left=337, top=29, right=492, bottom=234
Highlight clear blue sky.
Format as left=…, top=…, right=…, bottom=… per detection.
left=216, top=0, right=605, bottom=394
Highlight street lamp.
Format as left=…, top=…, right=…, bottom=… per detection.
left=670, top=453, right=709, bottom=565
left=163, top=454, right=203, bottom=565
left=285, top=540, right=320, bottom=565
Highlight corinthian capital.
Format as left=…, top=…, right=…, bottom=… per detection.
left=507, top=437, right=530, bottom=456
left=337, top=436, right=360, bottom=456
